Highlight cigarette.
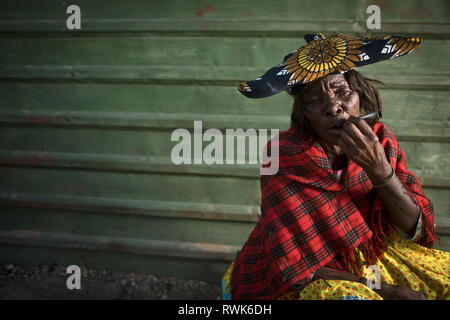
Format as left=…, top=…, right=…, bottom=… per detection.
left=359, top=110, right=382, bottom=120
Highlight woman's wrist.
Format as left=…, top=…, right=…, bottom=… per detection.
left=372, top=167, right=395, bottom=188
left=358, top=277, right=368, bottom=285
left=372, top=283, right=427, bottom=300
left=312, top=267, right=360, bottom=282
left=364, top=161, right=393, bottom=186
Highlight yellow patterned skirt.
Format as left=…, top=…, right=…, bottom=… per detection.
left=222, top=232, right=450, bottom=300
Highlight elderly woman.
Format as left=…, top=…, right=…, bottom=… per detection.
left=222, top=33, right=449, bottom=300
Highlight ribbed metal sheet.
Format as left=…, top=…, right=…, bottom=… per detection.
left=0, top=0, right=449, bottom=282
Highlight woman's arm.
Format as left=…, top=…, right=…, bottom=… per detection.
left=364, top=161, right=421, bottom=237
left=312, top=266, right=360, bottom=282
left=312, top=267, right=426, bottom=300
left=337, top=117, right=421, bottom=237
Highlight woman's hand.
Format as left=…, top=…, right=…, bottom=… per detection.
left=374, top=282, right=427, bottom=300
left=311, top=268, right=427, bottom=300
left=336, top=116, right=392, bottom=184
left=336, top=116, right=422, bottom=236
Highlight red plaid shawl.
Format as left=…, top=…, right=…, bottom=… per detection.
left=230, top=122, right=436, bottom=300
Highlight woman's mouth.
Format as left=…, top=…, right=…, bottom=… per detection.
left=327, top=118, right=347, bottom=133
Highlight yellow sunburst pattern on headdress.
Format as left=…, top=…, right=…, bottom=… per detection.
left=236, top=33, right=423, bottom=99
left=282, top=33, right=364, bottom=86
left=383, top=36, right=422, bottom=58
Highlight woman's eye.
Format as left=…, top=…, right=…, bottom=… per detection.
left=305, top=98, right=319, bottom=104
left=338, top=89, right=350, bottom=96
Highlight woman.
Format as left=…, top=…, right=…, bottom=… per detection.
left=222, top=33, right=449, bottom=300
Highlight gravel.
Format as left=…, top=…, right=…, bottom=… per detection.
left=0, top=263, right=222, bottom=300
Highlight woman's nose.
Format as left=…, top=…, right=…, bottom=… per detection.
left=324, top=96, right=343, bottom=116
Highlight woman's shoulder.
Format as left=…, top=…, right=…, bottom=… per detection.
left=275, top=125, right=315, bottom=154
left=373, top=122, right=404, bottom=162
left=373, top=122, right=399, bottom=144
left=262, top=125, right=313, bottom=157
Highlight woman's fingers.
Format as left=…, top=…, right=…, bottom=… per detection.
left=337, top=131, right=360, bottom=159
left=348, top=116, right=379, bottom=142
left=336, top=133, right=352, bottom=153
left=337, top=118, right=381, bottom=167
left=342, top=121, right=367, bottom=149
left=336, top=116, right=391, bottom=178
left=338, top=131, right=356, bottom=151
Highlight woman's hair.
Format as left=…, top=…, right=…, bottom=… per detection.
left=288, top=69, right=384, bottom=136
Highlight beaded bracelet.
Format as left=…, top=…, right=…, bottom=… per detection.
left=372, top=167, right=395, bottom=188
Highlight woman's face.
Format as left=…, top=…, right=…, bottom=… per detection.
left=301, top=73, right=361, bottom=146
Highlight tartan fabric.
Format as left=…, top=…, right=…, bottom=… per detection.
left=230, top=122, right=436, bottom=300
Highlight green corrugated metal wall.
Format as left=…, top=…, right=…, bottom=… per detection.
left=0, top=0, right=449, bottom=283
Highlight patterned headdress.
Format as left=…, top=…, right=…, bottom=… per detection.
left=237, top=33, right=422, bottom=98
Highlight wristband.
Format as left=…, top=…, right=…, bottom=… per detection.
left=372, top=167, right=395, bottom=188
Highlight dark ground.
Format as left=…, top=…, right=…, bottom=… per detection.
left=0, top=263, right=222, bottom=300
